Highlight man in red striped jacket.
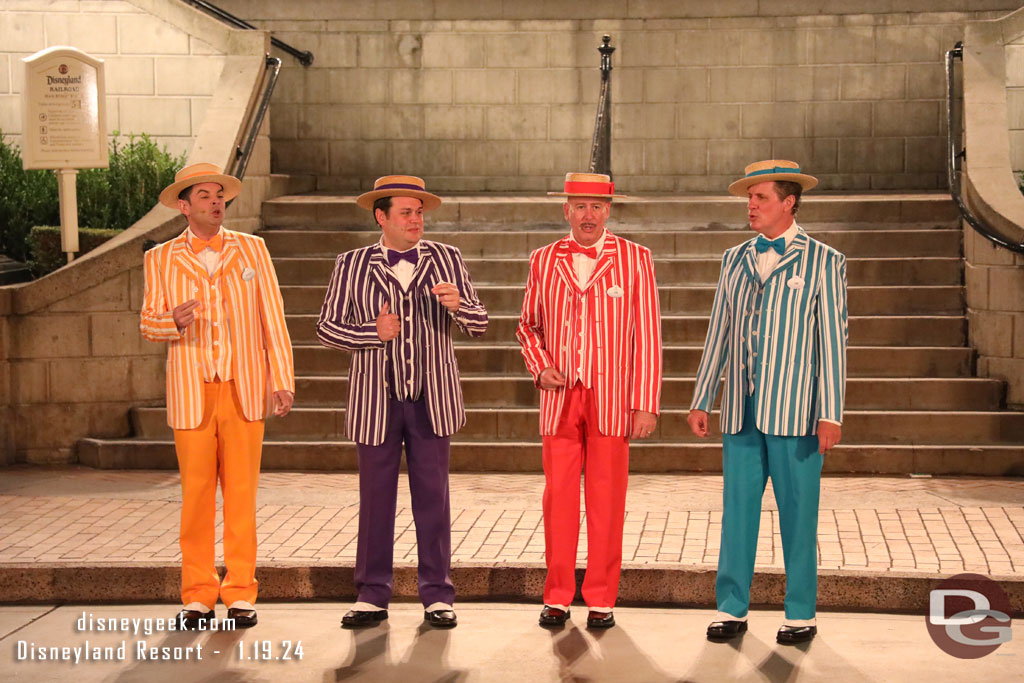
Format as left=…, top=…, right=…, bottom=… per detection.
left=517, top=172, right=663, bottom=630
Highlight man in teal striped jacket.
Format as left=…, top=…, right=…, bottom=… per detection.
left=688, top=160, right=848, bottom=645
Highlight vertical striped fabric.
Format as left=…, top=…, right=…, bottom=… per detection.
left=316, top=240, right=488, bottom=447
left=690, top=226, right=848, bottom=436
left=140, top=229, right=295, bottom=430
left=517, top=232, right=663, bottom=437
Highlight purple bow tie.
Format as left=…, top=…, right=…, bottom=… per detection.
left=387, top=248, right=418, bottom=267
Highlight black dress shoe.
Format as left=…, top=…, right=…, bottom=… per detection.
left=538, top=606, right=570, bottom=627
left=777, top=624, right=816, bottom=644
left=586, top=611, right=615, bottom=629
left=341, top=609, right=388, bottom=629
left=227, top=607, right=258, bottom=628
left=424, top=609, right=457, bottom=629
left=707, top=620, right=748, bottom=641
left=176, top=609, right=215, bottom=630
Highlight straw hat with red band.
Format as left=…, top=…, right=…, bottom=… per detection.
left=356, top=175, right=442, bottom=211
left=159, top=162, right=242, bottom=209
left=727, top=159, right=818, bottom=197
left=548, top=172, right=626, bottom=199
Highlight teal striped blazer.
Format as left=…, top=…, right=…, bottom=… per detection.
left=690, top=226, right=848, bottom=436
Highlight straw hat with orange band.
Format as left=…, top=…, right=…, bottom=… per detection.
left=548, top=172, right=626, bottom=200
left=159, top=162, right=242, bottom=208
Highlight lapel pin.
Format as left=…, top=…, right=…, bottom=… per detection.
left=787, top=275, right=805, bottom=289
left=242, top=267, right=256, bottom=281
left=606, top=285, right=624, bottom=298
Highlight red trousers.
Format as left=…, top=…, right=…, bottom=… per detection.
left=542, top=382, right=629, bottom=609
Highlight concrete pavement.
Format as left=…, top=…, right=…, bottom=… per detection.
left=0, top=602, right=1020, bottom=682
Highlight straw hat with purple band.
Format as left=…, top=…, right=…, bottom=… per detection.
left=158, top=162, right=242, bottom=209
left=547, top=172, right=626, bottom=199
left=727, top=159, right=818, bottom=197
left=356, top=175, right=442, bottom=211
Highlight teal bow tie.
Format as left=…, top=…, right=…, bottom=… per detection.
left=755, top=236, right=786, bottom=255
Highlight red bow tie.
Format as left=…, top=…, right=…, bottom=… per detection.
left=191, top=232, right=223, bottom=253
left=567, top=242, right=598, bottom=259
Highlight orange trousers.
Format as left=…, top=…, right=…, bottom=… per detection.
left=173, top=380, right=264, bottom=608
left=541, top=382, right=629, bottom=609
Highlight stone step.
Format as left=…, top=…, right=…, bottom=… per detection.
left=78, top=439, right=1024, bottom=476
left=274, top=256, right=964, bottom=287
left=290, top=376, right=1003, bottom=411
left=261, top=229, right=961, bottom=259
left=281, top=284, right=964, bottom=316
left=293, top=343, right=973, bottom=377
left=129, top=406, right=1024, bottom=445
left=288, top=315, right=966, bottom=347
left=261, top=194, right=960, bottom=228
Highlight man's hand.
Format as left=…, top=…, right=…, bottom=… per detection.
left=817, top=421, right=841, bottom=454
left=172, top=299, right=201, bottom=331
left=687, top=409, right=711, bottom=438
left=376, top=302, right=400, bottom=341
left=538, top=367, right=566, bottom=390
left=273, top=390, right=294, bottom=417
left=630, top=410, right=657, bottom=439
left=431, top=282, right=461, bottom=313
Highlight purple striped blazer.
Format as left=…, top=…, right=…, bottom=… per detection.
left=316, top=240, right=488, bottom=446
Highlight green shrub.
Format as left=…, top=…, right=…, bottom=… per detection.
left=0, top=136, right=59, bottom=263
left=77, top=133, right=185, bottom=231
left=0, top=130, right=185, bottom=271
left=27, top=226, right=121, bottom=277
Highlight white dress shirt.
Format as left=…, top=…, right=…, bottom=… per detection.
left=381, top=239, right=419, bottom=291
left=754, top=221, right=798, bottom=283
left=188, top=227, right=222, bottom=277
left=569, top=230, right=606, bottom=288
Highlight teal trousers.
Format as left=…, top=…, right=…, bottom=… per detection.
left=717, top=393, right=823, bottom=621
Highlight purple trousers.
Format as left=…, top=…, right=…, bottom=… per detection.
left=354, top=396, right=454, bottom=608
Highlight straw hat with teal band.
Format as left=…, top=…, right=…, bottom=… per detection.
left=728, top=160, right=818, bottom=197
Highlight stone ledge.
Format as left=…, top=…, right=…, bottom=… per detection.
left=0, top=562, right=1020, bottom=614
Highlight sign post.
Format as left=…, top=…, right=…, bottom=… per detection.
left=21, top=46, right=107, bottom=263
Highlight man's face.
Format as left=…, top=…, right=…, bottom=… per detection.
left=377, top=196, right=424, bottom=251
left=746, top=180, right=795, bottom=237
left=178, top=182, right=225, bottom=233
left=563, top=197, right=611, bottom=247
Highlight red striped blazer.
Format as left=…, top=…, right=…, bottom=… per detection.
left=140, top=229, right=295, bottom=429
left=517, top=232, right=662, bottom=437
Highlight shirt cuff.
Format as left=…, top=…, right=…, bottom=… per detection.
left=819, top=418, right=841, bottom=426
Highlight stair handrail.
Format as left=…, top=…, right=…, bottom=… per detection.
left=587, top=35, right=614, bottom=178
left=182, top=0, right=314, bottom=66
left=230, top=54, right=281, bottom=185
left=946, top=41, right=1024, bottom=254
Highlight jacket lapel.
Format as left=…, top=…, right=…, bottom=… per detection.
left=170, top=231, right=208, bottom=281
left=739, top=238, right=759, bottom=285
left=368, top=246, right=395, bottom=298
left=410, top=244, right=436, bottom=291
left=214, top=230, right=242, bottom=280
left=554, top=239, right=581, bottom=293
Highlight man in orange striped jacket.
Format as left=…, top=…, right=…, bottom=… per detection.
left=140, top=163, right=295, bottom=630
left=517, top=172, right=662, bottom=630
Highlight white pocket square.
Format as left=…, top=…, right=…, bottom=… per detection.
left=787, top=275, right=805, bottom=289
left=606, top=285, right=624, bottom=298
left=242, top=268, right=256, bottom=281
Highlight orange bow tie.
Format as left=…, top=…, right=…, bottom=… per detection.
left=191, top=232, right=223, bottom=253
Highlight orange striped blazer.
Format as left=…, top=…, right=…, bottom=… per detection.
left=140, top=229, right=295, bottom=429
left=517, top=232, right=662, bottom=437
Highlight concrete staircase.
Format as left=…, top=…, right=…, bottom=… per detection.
left=79, top=194, right=1024, bottom=475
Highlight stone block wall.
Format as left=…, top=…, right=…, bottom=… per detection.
left=0, top=0, right=276, bottom=465
left=214, top=0, right=1020, bottom=192
left=0, top=0, right=225, bottom=159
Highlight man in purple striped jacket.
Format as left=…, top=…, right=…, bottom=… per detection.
left=316, top=175, right=488, bottom=630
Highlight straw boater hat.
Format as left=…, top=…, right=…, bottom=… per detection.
left=158, top=162, right=242, bottom=209
left=728, top=160, right=818, bottom=197
left=548, top=172, right=626, bottom=199
left=356, top=175, right=442, bottom=211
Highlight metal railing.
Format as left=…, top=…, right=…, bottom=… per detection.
left=946, top=42, right=1024, bottom=254
left=588, top=35, right=615, bottom=178
left=230, top=54, right=281, bottom=184
left=183, top=0, right=314, bottom=66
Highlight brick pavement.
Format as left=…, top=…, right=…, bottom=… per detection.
left=0, top=468, right=1022, bottom=577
